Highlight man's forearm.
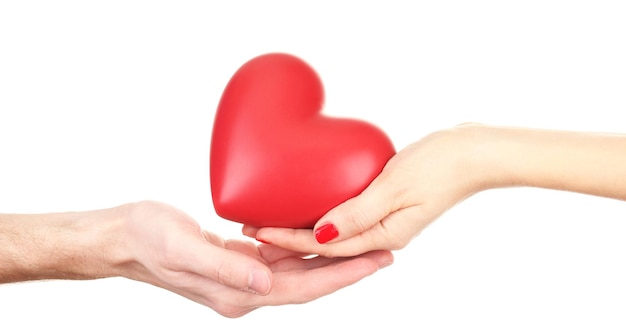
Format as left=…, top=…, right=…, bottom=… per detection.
left=0, top=208, right=125, bottom=284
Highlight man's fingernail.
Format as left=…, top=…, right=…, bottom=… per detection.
left=315, top=223, right=338, bottom=244
left=247, top=269, right=271, bottom=295
left=380, top=259, right=394, bottom=269
left=256, top=237, right=270, bottom=244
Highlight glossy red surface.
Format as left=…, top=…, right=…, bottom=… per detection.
left=210, top=53, right=395, bottom=228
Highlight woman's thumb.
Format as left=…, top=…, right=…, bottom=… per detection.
left=313, top=185, right=396, bottom=244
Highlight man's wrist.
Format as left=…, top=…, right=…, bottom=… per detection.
left=72, top=204, right=135, bottom=281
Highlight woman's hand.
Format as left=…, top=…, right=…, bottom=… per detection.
left=245, top=123, right=626, bottom=258
left=244, top=124, right=486, bottom=257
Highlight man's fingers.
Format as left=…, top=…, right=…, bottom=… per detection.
left=175, top=238, right=273, bottom=295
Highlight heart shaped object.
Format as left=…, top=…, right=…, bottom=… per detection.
left=210, top=53, right=396, bottom=229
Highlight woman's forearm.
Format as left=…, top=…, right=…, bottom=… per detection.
left=471, top=124, right=626, bottom=200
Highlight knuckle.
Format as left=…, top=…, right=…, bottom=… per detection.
left=214, top=261, right=231, bottom=287
left=346, top=208, right=370, bottom=234
left=212, top=298, right=259, bottom=318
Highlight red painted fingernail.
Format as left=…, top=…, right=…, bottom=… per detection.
left=315, top=223, right=338, bottom=244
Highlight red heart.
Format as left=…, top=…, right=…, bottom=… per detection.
left=210, top=53, right=396, bottom=229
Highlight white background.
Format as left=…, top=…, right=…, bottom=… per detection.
left=1, top=1, right=625, bottom=335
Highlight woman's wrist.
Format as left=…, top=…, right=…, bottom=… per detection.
left=460, top=123, right=569, bottom=192
left=439, top=123, right=510, bottom=196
